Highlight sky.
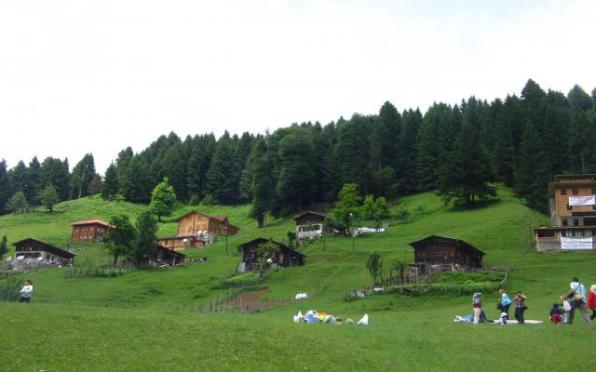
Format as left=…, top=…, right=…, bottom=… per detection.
left=1, top=0, right=595, bottom=173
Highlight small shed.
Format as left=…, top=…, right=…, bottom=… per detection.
left=71, top=220, right=110, bottom=242
left=409, top=235, right=485, bottom=274
left=156, top=235, right=206, bottom=250
left=154, top=245, right=186, bottom=266
left=238, top=238, right=306, bottom=271
left=13, top=238, right=75, bottom=267
left=294, top=211, right=326, bottom=241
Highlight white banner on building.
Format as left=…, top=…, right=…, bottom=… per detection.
left=569, top=195, right=596, bottom=206
left=561, top=237, right=593, bottom=250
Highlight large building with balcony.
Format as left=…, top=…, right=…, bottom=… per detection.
left=534, top=175, right=596, bottom=251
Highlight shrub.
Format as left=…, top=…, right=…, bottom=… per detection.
left=0, top=275, right=22, bottom=301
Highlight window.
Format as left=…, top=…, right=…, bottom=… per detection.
left=591, top=188, right=596, bottom=195
left=573, top=218, right=579, bottom=226
left=572, top=188, right=578, bottom=195
left=561, top=188, right=567, bottom=195
left=562, top=218, right=567, bottom=226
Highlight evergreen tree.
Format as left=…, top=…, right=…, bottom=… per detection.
left=104, top=215, right=136, bottom=264
left=130, top=211, right=159, bottom=267
left=158, top=144, right=188, bottom=201
left=366, top=252, right=383, bottom=286
left=0, top=235, right=8, bottom=261
left=101, top=163, right=119, bottom=200
left=333, top=115, right=372, bottom=193
left=115, top=147, right=134, bottom=193
left=39, top=184, right=59, bottom=213
left=437, top=101, right=495, bottom=206
left=0, top=160, right=10, bottom=215
left=40, top=157, right=70, bottom=201
left=492, top=96, right=524, bottom=186
left=275, top=126, right=316, bottom=213
left=186, top=134, right=216, bottom=201
left=69, top=153, right=97, bottom=199
left=120, top=156, right=152, bottom=203
left=378, top=101, right=402, bottom=169
left=205, top=132, right=241, bottom=204
left=26, top=157, right=41, bottom=202
left=250, top=139, right=274, bottom=228
left=149, top=177, right=177, bottom=222
left=9, top=161, right=28, bottom=198
left=397, top=109, right=421, bottom=194
left=7, top=191, right=28, bottom=214
left=568, top=85, right=593, bottom=112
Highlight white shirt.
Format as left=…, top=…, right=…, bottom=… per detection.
left=570, top=281, right=586, bottom=300
left=20, top=284, right=33, bottom=298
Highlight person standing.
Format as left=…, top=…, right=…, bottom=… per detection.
left=19, top=279, right=33, bottom=303
left=513, top=291, right=527, bottom=325
left=498, top=289, right=512, bottom=320
left=564, top=277, right=592, bottom=326
left=588, top=284, right=596, bottom=321
left=472, top=292, right=483, bottom=325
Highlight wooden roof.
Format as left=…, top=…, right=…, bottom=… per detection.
left=13, top=238, right=76, bottom=259
left=175, top=210, right=211, bottom=221
left=238, top=238, right=306, bottom=257
left=409, top=235, right=485, bottom=256
left=294, top=211, right=326, bottom=221
left=71, top=219, right=110, bottom=227
left=156, top=245, right=186, bottom=258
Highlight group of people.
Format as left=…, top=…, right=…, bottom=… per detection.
left=470, top=277, right=596, bottom=326
left=471, top=288, right=527, bottom=325
left=549, top=277, right=595, bottom=326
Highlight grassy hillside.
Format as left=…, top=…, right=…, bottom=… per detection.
left=1, top=188, right=595, bottom=371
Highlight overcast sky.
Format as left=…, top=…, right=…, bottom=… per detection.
left=1, top=0, right=595, bottom=173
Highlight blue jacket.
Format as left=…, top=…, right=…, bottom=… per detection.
left=500, top=293, right=512, bottom=306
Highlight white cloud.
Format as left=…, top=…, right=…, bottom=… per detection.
left=0, top=0, right=594, bottom=172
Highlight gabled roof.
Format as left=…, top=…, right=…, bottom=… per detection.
left=175, top=210, right=211, bottom=222
left=156, top=245, right=186, bottom=258
left=409, top=234, right=485, bottom=256
left=294, top=211, right=326, bottom=221
left=238, top=238, right=306, bottom=257
left=213, top=216, right=228, bottom=223
left=71, top=219, right=110, bottom=227
left=13, top=238, right=76, bottom=259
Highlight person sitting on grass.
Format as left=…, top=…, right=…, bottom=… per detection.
left=19, top=279, right=33, bottom=303
left=550, top=303, right=563, bottom=325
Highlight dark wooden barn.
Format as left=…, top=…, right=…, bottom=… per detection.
left=238, top=238, right=305, bottom=271
left=13, top=238, right=75, bottom=267
left=71, top=220, right=110, bottom=242
left=154, top=245, right=186, bottom=266
left=409, top=235, right=485, bottom=274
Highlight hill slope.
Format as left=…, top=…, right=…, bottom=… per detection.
left=1, top=188, right=595, bottom=371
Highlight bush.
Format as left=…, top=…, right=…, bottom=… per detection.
left=0, top=275, right=22, bottom=301
left=64, top=265, right=130, bottom=279
left=215, top=272, right=267, bottom=290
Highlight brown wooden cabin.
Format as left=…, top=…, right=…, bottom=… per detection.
left=153, top=245, right=186, bottom=266
left=12, top=238, right=75, bottom=267
left=294, top=211, right=326, bottom=241
left=71, top=220, right=110, bottom=242
left=533, top=175, right=596, bottom=251
left=409, top=235, right=484, bottom=274
left=238, top=238, right=305, bottom=271
left=176, top=211, right=240, bottom=237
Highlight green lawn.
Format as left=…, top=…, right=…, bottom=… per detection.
left=1, top=188, right=595, bottom=371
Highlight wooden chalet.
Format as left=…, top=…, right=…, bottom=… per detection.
left=153, top=245, right=186, bottom=266
left=294, top=211, right=326, bottom=241
left=238, top=238, right=306, bottom=272
left=409, top=235, right=485, bottom=274
left=71, top=219, right=110, bottom=242
left=156, top=210, right=239, bottom=250
left=534, top=175, right=596, bottom=251
left=12, top=238, right=75, bottom=267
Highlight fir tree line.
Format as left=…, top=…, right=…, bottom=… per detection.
left=1, top=79, right=595, bottom=215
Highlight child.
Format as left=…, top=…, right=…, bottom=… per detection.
left=499, top=311, right=508, bottom=326
left=550, top=303, right=563, bottom=325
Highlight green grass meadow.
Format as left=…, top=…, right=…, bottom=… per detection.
left=1, top=189, right=595, bottom=371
